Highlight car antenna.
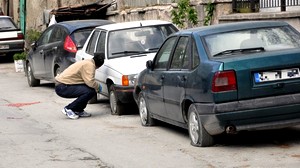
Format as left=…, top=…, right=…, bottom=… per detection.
left=140, top=22, right=142, bottom=27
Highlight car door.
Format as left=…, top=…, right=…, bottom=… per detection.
left=145, top=36, right=177, bottom=117
left=31, top=27, right=54, bottom=78
left=44, top=26, right=66, bottom=78
left=163, top=36, right=190, bottom=122
left=94, top=31, right=109, bottom=94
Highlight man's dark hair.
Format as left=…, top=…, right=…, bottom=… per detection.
left=93, top=52, right=105, bottom=67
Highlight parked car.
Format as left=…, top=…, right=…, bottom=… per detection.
left=0, top=16, right=24, bottom=58
left=76, top=20, right=178, bottom=115
left=26, top=19, right=114, bottom=87
left=133, top=21, right=300, bottom=147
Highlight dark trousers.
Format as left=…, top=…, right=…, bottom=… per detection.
left=55, top=84, right=96, bottom=112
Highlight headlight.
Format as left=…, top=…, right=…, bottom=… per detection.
left=122, top=74, right=138, bottom=86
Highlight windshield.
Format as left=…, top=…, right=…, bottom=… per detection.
left=108, top=24, right=177, bottom=59
left=204, top=26, right=300, bottom=57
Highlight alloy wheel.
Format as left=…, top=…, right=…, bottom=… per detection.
left=139, top=96, right=147, bottom=125
left=189, top=111, right=199, bottom=144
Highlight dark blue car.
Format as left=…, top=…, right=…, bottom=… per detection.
left=133, top=21, right=300, bottom=147
left=26, top=19, right=113, bottom=87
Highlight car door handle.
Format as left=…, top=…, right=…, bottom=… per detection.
left=178, top=75, right=187, bottom=81
left=52, top=46, right=57, bottom=50
left=161, top=75, right=165, bottom=80
left=39, top=50, right=44, bottom=55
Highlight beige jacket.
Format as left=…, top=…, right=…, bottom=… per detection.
left=55, top=59, right=100, bottom=92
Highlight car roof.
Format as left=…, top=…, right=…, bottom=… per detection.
left=96, top=20, right=174, bottom=31
left=56, top=19, right=114, bottom=33
left=0, top=15, right=12, bottom=19
left=176, top=21, right=290, bottom=36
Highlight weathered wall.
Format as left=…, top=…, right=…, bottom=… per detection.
left=1, top=0, right=232, bottom=31
left=3, top=0, right=300, bottom=34
left=26, top=0, right=99, bottom=31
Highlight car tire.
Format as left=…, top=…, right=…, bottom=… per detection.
left=88, top=94, right=98, bottom=104
left=188, top=104, right=214, bottom=147
left=109, top=85, right=124, bottom=115
left=54, top=66, right=61, bottom=77
left=26, top=62, right=40, bottom=87
left=138, top=92, right=155, bottom=126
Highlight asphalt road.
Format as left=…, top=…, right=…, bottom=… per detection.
left=1, top=60, right=300, bottom=168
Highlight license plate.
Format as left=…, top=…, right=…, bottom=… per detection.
left=254, top=68, right=300, bottom=83
left=0, top=45, right=9, bottom=49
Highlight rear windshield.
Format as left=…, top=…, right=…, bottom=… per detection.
left=204, top=26, right=300, bottom=57
left=71, top=28, right=94, bottom=48
left=0, top=17, right=18, bottom=30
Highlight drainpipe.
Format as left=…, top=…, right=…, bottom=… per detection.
left=6, top=0, right=9, bottom=16
left=281, top=0, right=286, bottom=11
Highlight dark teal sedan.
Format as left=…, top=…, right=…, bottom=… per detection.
left=133, top=21, right=300, bottom=147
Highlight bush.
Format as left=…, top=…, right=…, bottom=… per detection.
left=13, top=52, right=27, bottom=60
left=26, top=29, right=41, bottom=45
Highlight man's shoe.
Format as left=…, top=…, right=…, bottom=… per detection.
left=76, top=111, right=92, bottom=117
left=62, top=108, right=79, bottom=120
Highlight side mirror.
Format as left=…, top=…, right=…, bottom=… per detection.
left=146, top=60, right=153, bottom=70
left=31, top=41, right=37, bottom=51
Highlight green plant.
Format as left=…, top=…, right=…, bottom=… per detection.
left=171, top=0, right=198, bottom=29
left=204, top=2, right=215, bottom=26
left=13, top=52, right=27, bottom=60
left=25, top=29, right=41, bottom=45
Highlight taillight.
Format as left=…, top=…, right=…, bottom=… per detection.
left=122, top=75, right=129, bottom=86
left=64, top=35, right=77, bottom=53
left=212, top=70, right=237, bottom=92
left=17, top=33, right=24, bottom=39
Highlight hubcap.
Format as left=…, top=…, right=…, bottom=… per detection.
left=189, top=111, right=199, bottom=144
left=27, top=64, right=32, bottom=82
left=139, top=96, right=147, bottom=125
left=109, top=91, right=117, bottom=113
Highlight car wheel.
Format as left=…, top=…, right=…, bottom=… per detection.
left=54, top=66, right=61, bottom=77
left=88, top=94, right=98, bottom=104
left=109, top=85, right=124, bottom=115
left=138, top=92, right=154, bottom=126
left=26, top=62, right=40, bottom=87
left=188, top=104, right=214, bottom=147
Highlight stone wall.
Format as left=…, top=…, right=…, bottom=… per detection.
left=2, top=0, right=300, bottom=33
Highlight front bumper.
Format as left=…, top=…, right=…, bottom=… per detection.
left=114, top=85, right=135, bottom=104
left=196, top=92, right=300, bottom=135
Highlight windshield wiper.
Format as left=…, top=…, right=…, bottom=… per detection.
left=147, top=47, right=160, bottom=51
left=213, top=47, right=265, bottom=57
left=112, top=50, right=151, bottom=55
left=0, top=27, right=13, bottom=30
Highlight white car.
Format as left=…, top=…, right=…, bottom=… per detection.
left=0, top=16, right=24, bottom=58
left=76, top=20, right=178, bottom=115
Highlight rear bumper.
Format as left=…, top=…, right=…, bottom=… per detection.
left=114, top=85, right=135, bottom=104
left=0, top=40, right=24, bottom=54
left=196, top=92, right=300, bottom=135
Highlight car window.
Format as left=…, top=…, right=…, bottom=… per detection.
left=170, top=36, right=189, bottom=70
left=192, top=39, right=200, bottom=69
left=204, top=25, right=300, bottom=57
left=153, top=36, right=177, bottom=70
left=86, top=30, right=100, bottom=55
left=0, top=17, right=17, bottom=30
left=49, top=27, right=66, bottom=43
left=72, top=28, right=94, bottom=48
left=38, top=27, right=54, bottom=46
left=95, top=31, right=106, bottom=54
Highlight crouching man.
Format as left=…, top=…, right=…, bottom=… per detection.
left=55, top=53, right=104, bottom=119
